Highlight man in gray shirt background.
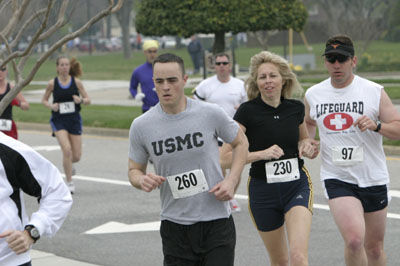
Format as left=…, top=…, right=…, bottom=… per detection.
left=128, top=53, right=248, bottom=266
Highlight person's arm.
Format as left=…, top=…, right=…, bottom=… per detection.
left=129, top=70, right=139, bottom=98
left=128, top=159, right=165, bottom=192
left=74, top=78, right=91, bottom=105
left=192, top=81, right=206, bottom=101
left=0, top=140, right=72, bottom=254
left=42, top=80, right=58, bottom=111
left=298, top=121, right=319, bottom=159
left=304, top=97, right=317, bottom=139
left=14, top=91, right=29, bottom=110
left=220, top=123, right=285, bottom=169
left=354, top=89, right=400, bottom=140
left=210, top=126, right=248, bottom=200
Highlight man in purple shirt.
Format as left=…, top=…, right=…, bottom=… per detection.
left=129, top=40, right=159, bottom=113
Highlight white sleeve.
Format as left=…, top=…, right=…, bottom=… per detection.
left=15, top=141, right=73, bottom=237
left=193, top=80, right=207, bottom=101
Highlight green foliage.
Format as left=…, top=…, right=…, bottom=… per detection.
left=136, top=0, right=307, bottom=39
left=14, top=103, right=141, bottom=129
left=384, top=0, right=400, bottom=41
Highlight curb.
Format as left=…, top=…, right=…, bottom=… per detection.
left=31, top=250, right=99, bottom=266
left=18, top=122, right=399, bottom=156
left=18, top=122, right=129, bottom=138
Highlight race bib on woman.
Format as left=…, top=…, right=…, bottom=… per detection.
left=59, top=101, right=75, bottom=114
left=166, top=169, right=209, bottom=199
left=0, top=119, right=12, bottom=131
left=265, top=158, right=300, bottom=183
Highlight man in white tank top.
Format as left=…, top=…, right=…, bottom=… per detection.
left=304, top=35, right=400, bottom=266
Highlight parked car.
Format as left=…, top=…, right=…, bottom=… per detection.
left=78, top=40, right=95, bottom=52
left=96, top=38, right=113, bottom=51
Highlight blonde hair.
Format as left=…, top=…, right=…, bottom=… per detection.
left=245, top=51, right=303, bottom=100
left=56, top=56, right=82, bottom=77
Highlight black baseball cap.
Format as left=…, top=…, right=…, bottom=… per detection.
left=322, top=42, right=354, bottom=57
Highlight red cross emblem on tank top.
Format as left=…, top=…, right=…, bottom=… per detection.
left=323, top=113, right=353, bottom=131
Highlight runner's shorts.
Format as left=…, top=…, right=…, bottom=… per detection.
left=248, top=167, right=313, bottom=232
left=323, top=179, right=389, bottom=212
left=160, top=216, right=236, bottom=266
left=50, top=113, right=82, bottom=135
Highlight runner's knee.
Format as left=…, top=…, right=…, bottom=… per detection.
left=290, top=249, right=308, bottom=266
left=345, top=235, right=364, bottom=253
left=72, top=151, right=81, bottom=162
left=365, top=241, right=384, bottom=261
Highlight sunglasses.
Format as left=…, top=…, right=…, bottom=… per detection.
left=0, top=68, right=6, bottom=71
left=325, top=54, right=350, bottom=64
left=215, top=62, right=229, bottom=66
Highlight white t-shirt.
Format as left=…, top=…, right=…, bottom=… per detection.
left=305, top=75, right=389, bottom=187
left=193, top=75, right=247, bottom=118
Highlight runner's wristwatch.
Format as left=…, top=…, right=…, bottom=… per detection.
left=374, top=120, right=381, bottom=132
left=25, top=225, right=40, bottom=243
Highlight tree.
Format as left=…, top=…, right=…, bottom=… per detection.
left=0, top=0, right=123, bottom=115
left=115, top=0, right=134, bottom=59
left=305, top=0, right=394, bottom=54
left=135, top=0, right=307, bottom=54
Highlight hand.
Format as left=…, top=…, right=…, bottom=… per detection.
left=135, top=92, right=145, bottom=101
left=299, top=139, right=320, bottom=159
left=354, top=115, right=376, bottom=132
left=140, top=173, right=165, bottom=192
left=0, top=230, right=33, bottom=254
left=260, top=145, right=284, bottom=160
left=51, top=103, right=59, bottom=112
left=72, top=95, right=82, bottom=104
left=209, top=178, right=235, bottom=201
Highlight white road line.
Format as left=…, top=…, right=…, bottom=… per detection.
left=71, top=174, right=400, bottom=220
left=390, top=190, right=400, bottom=198
left=73, top=175, right=130, bottom=186
left=32, top=145, right=60, bottom=151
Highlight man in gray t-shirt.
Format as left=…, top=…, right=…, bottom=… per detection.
left=128, top=53, right=248, bottom=266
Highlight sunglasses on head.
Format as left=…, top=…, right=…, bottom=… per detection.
left=325, top=54, right=350, bottom=64
left=0, top=67, right=6, bottom=72
left=215, top=62, right=229, bottom=66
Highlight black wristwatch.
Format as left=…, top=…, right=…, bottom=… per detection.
left=374, top=120, right=381, bottom=132
left=25, top=225, right=40, bottom=243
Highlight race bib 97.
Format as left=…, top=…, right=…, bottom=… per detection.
left=59, top=101, right=75, bottom=114
left=331, top=146, right=363, bottom=166
left=166, top=169, right=209, bottom=199
left=265, top=158, right=300, bottom=183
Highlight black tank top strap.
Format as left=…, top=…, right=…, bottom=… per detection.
left=0, top=83, right=13, bottom=120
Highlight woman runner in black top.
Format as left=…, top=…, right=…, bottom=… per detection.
left=0, top=65, right=29, bottom=139
left=221, top=51, right=319, bottom=265
left=42, top=56, right=90, bottom=194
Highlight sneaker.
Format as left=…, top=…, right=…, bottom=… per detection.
left=229, top=199, right=241, bottom=213
left=67, top=181, right=75, bottom=194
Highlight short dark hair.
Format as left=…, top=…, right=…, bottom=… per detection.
left=153, top=53, right=185, bottom=76
left=214, top=52, right=230, bottom=62
left=325, top=35, right=355, bottom=56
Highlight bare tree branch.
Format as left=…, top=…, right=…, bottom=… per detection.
left=0, top=0, right=124, bottom=115
left=1, top=0, right=30, bottom=38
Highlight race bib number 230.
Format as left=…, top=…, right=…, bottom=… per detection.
left=265, top=158, right=300, bottom=184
